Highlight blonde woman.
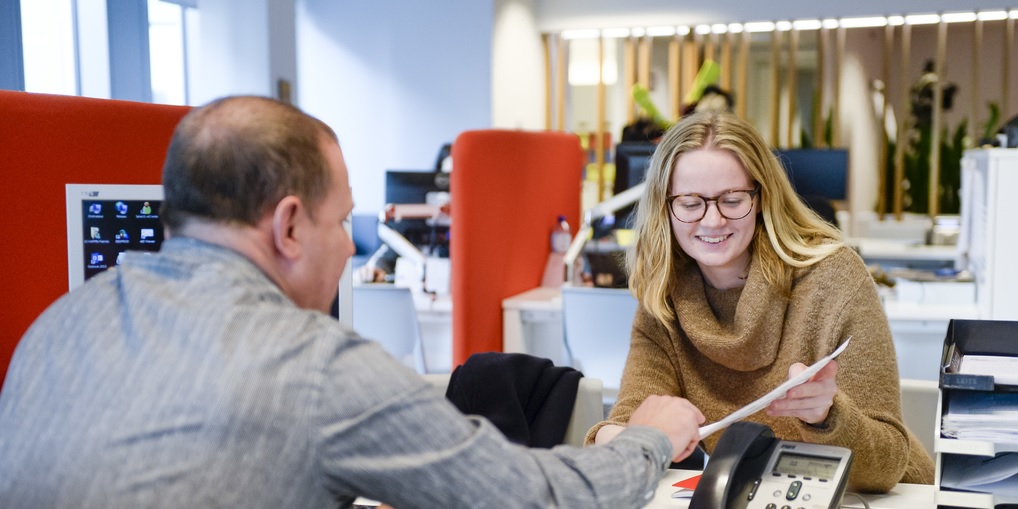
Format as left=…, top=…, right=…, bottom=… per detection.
left=587, top=111, right=933, bottom=492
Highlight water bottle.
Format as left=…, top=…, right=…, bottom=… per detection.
left=543, top=215, right=571, bottom=287
left=551, top=215, right=571, bottom=253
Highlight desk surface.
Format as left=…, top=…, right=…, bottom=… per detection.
left=848, top=238, right=959, bottom=262
left=645, top=470, right=933, bottom=508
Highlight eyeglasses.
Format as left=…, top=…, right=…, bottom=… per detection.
left=666, top=185, right=760, bottom=223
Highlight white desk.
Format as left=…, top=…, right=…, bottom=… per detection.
left=645, top=470, right=933, bottom=508
left=850, top=238, right=958, bottom=264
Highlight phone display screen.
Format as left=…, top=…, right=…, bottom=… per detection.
left=772, top=452, right=840, bottom=479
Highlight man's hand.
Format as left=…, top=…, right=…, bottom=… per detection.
left=628, top=395, right=705, bottom=462
left=767, top=360, right=838, bottom=425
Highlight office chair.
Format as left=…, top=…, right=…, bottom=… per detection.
left=351, top=285, right=427, bottom=373
left=560, top=286, right=639, bottom=405
left=561, top=287, right=709, bottom=469
left=899, top=378, right=939, bottom=457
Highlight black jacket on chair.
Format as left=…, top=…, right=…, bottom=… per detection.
left=445, top=352, right=581, bottom=448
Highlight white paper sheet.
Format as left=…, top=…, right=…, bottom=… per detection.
left=697, top=337, right=852, bottom=440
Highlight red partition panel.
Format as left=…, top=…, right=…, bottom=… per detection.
left=450, top=130, right=584, bottom=366
left=0, top=91, right=190, bottom=386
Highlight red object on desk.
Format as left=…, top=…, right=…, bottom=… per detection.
left=673, top=474, right=701, bottom=490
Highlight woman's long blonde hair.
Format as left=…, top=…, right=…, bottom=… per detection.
left=626, top=111, right=843, bottom=331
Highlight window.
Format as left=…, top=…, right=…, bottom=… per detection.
left=20, top=0, right=76, bottom=95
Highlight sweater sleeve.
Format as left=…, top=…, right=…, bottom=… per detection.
left=796, top=257, right=934, bottom=492
left=585, top=307, right=685, bottom=445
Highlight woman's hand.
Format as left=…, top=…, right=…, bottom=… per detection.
left=767, top=360, right=838, bottom=425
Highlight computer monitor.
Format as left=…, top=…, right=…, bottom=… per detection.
left=611, top=142, right=658, bottom=230
left=773, top=148, right=849, bottom=201
left=384, top=171, right=451, bottom=257
left=384, top=170, right=451, bottom=205
left=65, top=184, right=165, bottom=291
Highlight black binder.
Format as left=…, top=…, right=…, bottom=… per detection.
left=940, top=319, right=1018, bottom=392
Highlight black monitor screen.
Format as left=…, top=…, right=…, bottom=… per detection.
left=385, top=170, right=451, bottom=204
left=612, top=142, right=657, bottom=230
left=80, top=199, right=164, bottom=281
left=773, top=149, right=848, bottom=201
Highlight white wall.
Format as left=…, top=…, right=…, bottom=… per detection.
left=492, top=0, right=545, bottom=129
left=190, top=0, right=274, bottom=104
left=297, top=0, right=494, bottom=214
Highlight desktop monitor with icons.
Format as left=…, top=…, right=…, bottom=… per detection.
left=65, top=184, right=165, bottom=290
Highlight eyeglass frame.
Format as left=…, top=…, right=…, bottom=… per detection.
left=666, top=185, right=761, bottom=223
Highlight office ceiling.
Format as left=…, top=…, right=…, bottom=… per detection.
left=534, top=0, right=1015, bottom=31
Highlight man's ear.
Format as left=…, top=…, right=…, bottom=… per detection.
left=271, top=195, right=304, bottom=261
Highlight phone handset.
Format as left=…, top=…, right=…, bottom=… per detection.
left=690, top=422, right=778, bottom=509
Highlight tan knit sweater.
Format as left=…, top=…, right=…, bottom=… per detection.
left=586, top=246, right=935, bottom=493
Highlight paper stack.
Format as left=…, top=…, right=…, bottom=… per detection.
left=940, top=453, right=1018, bottom=501
left=942, top=391, right=1018, bottom=444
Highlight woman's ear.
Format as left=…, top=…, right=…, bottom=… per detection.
left=272, top=195, right=304, bottom=261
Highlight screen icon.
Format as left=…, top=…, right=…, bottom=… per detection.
left=88, top=203, right=101, bottom=215
left=140, top=228, right=154, bottom=240
left=90, top=252, right=104, bottom=265
left=115, top=201, right=128, bottom=215
left=141, top=202, right=152, bottom=214
left=115, top=229, right=129, bottom=241
left=90, top=227, right=101, bottom=240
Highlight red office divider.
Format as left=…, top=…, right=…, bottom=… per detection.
left=450, top=130, right=584, bottom=366
left=0, top=91, right=190, bottom=386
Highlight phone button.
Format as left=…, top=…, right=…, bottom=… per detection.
left=747, top=479, right=761, bottom=501
left=785, top=480, right=802, bottom=500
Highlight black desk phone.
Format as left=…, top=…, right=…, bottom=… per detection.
left=690, top=422, right=853, bottom=509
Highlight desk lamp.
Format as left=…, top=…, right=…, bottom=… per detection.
left=563, top=183, right=646, bottom=284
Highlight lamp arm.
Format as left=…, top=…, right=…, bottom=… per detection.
left=589, top=183, right=646, bottom=221
left=563, top=183, right=646, bottom=281
left=377, top=223, right=427, bottom=267
left=563, top=224, right=593, bottom=273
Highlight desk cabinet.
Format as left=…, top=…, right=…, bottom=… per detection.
left=933, top=319, right=1018, bottom=508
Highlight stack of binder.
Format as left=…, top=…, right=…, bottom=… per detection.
left=936, top=319, right=1018, bottom=507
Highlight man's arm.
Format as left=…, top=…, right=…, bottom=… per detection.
left=312, top=339, right=700, bottom=508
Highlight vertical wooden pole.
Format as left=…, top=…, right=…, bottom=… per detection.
left=555, top=37, right=566, bottom=131
left=624, top=36, right=636, bottom=123
left=770, top=30, right=782, bottom=147
left=669, top=34, right=681, bottom=120
left=542, top=34, right=553, bottom=130
left=1004, top=17, right=1014, bottom=120
left=787, top=29, right=799, bottom=147
left=929, top=20, right=947, bottom=219
left=894, top=23, right=911, bottom=220
left=703, top=32, right=715, bottom=63
left=972, top=19, right=983, bottom=143
left=681, top=32, right=699, bottom=109
left=638, top=35, right=652, bottom=89
left=720, top=31, right=733, bottom=91
left=832, top=26, right=845, bottom=147
left=877, top=24, right=893, bottom=218
left=596, top=35, right=606, bottom=202
left=737, top=31, right=749, bottom=119
left=815, top=27, right=827, bottom=148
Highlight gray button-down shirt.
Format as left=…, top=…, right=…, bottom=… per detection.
left=0, top=237, right=671, bottom=508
